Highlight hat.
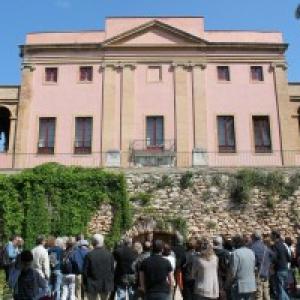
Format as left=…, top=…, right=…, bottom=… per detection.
left=78, top=239, right=89, bottom=247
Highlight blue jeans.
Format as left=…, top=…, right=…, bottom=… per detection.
left=50, top=270, right=63, bottom=300
left=231, top=283, right=255, bottom=300
left=116, top=285, right=135, bottom=300
left=275, top=270, right=290, bottom=300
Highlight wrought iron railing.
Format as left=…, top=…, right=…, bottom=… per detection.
left=0, top=150, right=300, bottom=169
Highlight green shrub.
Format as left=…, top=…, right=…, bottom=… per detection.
left=266, top=195, right=276, bottom=209
left=206, top=220, right=217, bottom=230
left=202, top=190, right=212, bottom=202
left=211, top=174, right=223, bottom=188
left=130, top=192, right=153, bottom=206
left=0, top=163, right=131, bottom=249
left=229, top=169, right=300, bottom=205
left=180, top=171, right=193, bottom=190
left=156, top=175, right=173, bottom=189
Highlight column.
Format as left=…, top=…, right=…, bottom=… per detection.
left=101, top=64, right=120, bottom=167
left=271, top=63, right=295, bottom=166
left=192, top=63, right=208, bottom=166
left=15, top=65, right=35, bottom=168
left=121, top=64, right=136, bottom=167
left=173, top=64, right=191, bottom=167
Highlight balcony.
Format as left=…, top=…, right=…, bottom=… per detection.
left=130, top=139, right=176, bottom=167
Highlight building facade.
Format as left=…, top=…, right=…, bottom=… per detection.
left=0, top=16, right=299, bottom=169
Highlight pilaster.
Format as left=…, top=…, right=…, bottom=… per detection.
left=173, top=64, right=191, bottom=167
left=192, top=63, right=208, bottom=166
left=271, top=62, right=295, bottom=166
left=121, top=64, right=136, bottom=167
left=15, top=65, right=35, bottom=168
left=101, top=64, right=119, bottom=166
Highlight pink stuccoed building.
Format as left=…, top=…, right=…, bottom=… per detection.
left=0, top=16, right=299, bottom=169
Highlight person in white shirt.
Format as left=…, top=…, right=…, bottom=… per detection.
left=31, top=235, right=50, bottom=281
left=163, top=243, right=176, bottom=299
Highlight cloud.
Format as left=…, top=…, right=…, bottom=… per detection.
left=55, top=0, right=71, bottom=9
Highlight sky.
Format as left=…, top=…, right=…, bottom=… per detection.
left=0, top=0, right=299, bottom=84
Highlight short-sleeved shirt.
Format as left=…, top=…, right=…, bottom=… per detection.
left=140, top=254, right=172, bottom=294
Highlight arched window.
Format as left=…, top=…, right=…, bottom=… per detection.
left=0, top=107, right=11, bottom=152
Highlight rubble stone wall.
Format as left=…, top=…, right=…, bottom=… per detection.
left=88, top=169, right=300, bottom=240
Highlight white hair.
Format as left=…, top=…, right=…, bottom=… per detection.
left=55, top=237, right=65, bottom=249
left=92, top=234, right=104, bottom=247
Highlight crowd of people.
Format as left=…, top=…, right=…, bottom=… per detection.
left=1, top=229, right=300, bottom=300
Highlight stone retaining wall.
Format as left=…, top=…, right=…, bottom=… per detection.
left=88, top=169, right=300, bottom=240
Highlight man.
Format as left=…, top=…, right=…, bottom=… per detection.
left=83, top=234, right=114, bottom=300
left=140, top=240, right=173, bottom=300
left=114, top=237, right=137, bottom=300
left=48, top=237, right=64, bottom=300
left=3, top=235, right=22, bottom=282
left=182, top=239, right=196, bottom=300
left=231, top=234, right=256, bottom=300
left=70, top=239, right=89, bottom=300
left=213, top=236, right=231, bottom=300
left=271, top=230, right=291, bottom=300
left=32, top=235, right=50, bottom=281
left=251, top=231, right=273, bottom=300
left=9, top=250, right=48, bottom=300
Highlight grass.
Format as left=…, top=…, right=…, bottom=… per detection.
left=0, top=270, right=11, bottom=299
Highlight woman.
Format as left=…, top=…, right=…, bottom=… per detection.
left=61, top=238, right=76, bottom=300
left=192, top=238, right=219, bottom=300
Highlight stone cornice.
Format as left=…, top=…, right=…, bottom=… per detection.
left=20, top=41, right=288, bottom=58
left=21, top=64, right=36, bottom=72
left=99, top=62, right=136, bottom=71
left=23, top=55, right=285, bottom=66
left=270, top=62, right=288, bottom=71
left=171, top=62, right=206, bottom=70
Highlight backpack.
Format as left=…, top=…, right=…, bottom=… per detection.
left=49, top=252, right=59, bottom=270
left=61, top=250, right=73, bottom=275
left=0, top=244, right=11, bottom=268
left=14, top=268, right=35, bottom=299
left=70, top=247, right=87, bottom=275
left=182, top=251, right=195, bottom=282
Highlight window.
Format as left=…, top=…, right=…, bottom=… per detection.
left=251, top=66, right=264, bottom=82
left=0, top=107, right=10, bottom=153
left=45, top=67, right=58, bottom=83
left=217, top=66, right=230, bottom=81
left=79, top=66, right=93, bottom=82
left=147, top=66, right=162, bottom=82
left=217, top=116, right=236, bottom=153
left=146, top=116, right=164, bottom=148
left=38, top=118, right=56, bottom=154
left=253, top=116, right=272, bottom=153
left=74, top=117, right=92, bottom=154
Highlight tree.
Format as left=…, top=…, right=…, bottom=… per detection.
left=296, top=4, right=300, bottom=19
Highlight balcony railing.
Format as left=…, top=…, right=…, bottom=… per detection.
left=130, top=140, right=176, bottom=167
left=1, top=150, right=300, bottom=169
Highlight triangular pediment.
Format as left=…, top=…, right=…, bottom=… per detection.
left=102, top=20, right=208, bottom=47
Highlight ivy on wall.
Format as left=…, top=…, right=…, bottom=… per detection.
left=229, top=169, right=300, bottom=205
left=0, top=163, right=131, bottom=248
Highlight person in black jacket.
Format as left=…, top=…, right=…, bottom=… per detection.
left=213, top=236, right=231, bottom=300
left=83, top=234, right=114, bottom=300
left=114, top=237, right=138, bottom=300
left=271, top=230, right=291, bottom=300
left=182, top=239, right=196, bottom=300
